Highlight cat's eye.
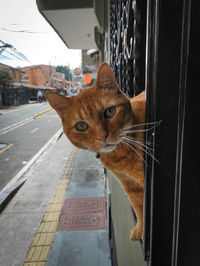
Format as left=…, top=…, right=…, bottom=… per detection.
left=75, top=122, right=88, bottom=131
left=104, top=106, right=116, bottom=118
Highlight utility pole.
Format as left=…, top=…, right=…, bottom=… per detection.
left=49, top=63, right=53, bottom=87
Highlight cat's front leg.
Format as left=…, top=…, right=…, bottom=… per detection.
left=130, top=220, right=143, bottom=241
left=115, top=173, right=144, bottom=241
left=127, top=187, right=143, bottom=241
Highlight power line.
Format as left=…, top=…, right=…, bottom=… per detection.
left=10, top=47, right=29, bottom=62
left=0, top=54, right=10, bottom=60
left=0, top=26, right=48, bottom=34
left=0, top=40, right=30, bottom=63
left=4, top=49, right=24, bottom=61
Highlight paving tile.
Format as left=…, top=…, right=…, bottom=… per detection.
left=74, top=150, right=102, bottom=169
left=32, top=233, right=55, bottom=246
left=46, top=203, right=63, bottom=212
left=62, top=197, right=106, bottom=214
left=57, top=197, right=107, bottom=231
left=24, top=262, right=46, bottom=266
left=46, top=231, right=111, bottom=266
left=52, top=189, right=67, bottom=198
left=58, top=179, right=70, bottom=185
left=66, top=180, right=105, bottom=198
left=25, top=246, right=50, bottom=262
left=43, top=212, right=60, bottom=222
left=58, top=212, right=106, bottom=231
left=54, top=183, right=69, bottom=191
left=50, top=196, right=65, bottom=204
left=72, top=168, right=104, bottom=182
left=38, top=222, right=57, bottom=233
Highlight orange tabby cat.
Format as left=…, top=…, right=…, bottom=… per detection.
left=46, top=63, right=145, bottom=241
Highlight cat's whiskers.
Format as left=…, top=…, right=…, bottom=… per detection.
left=122, top=135, right=159, bottom=163
left=132, top=136, right=153, bottom=146
left=118, top=129, right=153, bottom=146
left=122, top=121, right=161, bottom=135
left=121, top=139, right=148, bottom=166
left=122, top=136, right=159, bottom=163
left=122, top=127, right=156, bottom=134
left=123, top=136, right=153, bottom=152
left=123, top=121, right=162, bottom=131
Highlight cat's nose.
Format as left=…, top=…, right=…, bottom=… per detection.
left=96, top=126, right=107, bottom=142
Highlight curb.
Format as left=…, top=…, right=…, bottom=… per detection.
left=0, top=102, right=44, bottom=115
left=34, top=108, right=53, bottom=118
left=0, top=128, right=62, bottom=213
left=0, top=179, right=26, bottom=213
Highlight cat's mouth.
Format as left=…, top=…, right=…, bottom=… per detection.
left=100, top=143, right=117, bottom=153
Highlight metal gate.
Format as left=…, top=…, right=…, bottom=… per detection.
left=1, top=86, right=28, bottom=106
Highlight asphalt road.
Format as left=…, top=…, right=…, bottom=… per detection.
left=0, top=102, right=62, bottom=191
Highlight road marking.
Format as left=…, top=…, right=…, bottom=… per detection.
left=0, top=128, right=62, bottom=195
left=0, top=102, right=48, bottom=115
left=31, top=128, right=39, bottom=133
left=0, top=117, right=33, bottom=135
left=0, top=143, right=14, bottom=155
left=34, top=108, right=53, bottom=118
left=0, top=108, right=54, bottom=136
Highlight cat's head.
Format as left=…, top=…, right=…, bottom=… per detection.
left=46, top=63, right=133, bottom=153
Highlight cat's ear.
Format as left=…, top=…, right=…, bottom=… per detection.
left=45, top=92, right=72, bottom=118
left=96, top=62, right=116, bottom=89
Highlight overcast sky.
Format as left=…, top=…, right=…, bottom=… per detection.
left=0, top=0, right=81, bottom=69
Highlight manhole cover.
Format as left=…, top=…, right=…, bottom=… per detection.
left=0, top=143, right=7, bottom=150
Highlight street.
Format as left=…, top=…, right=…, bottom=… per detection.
left=0, top=102, right=62, bottom=191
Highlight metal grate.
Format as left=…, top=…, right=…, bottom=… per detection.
left=110, top=0, right=145, bottom=97
left=109, top=0, right=147, bottom=261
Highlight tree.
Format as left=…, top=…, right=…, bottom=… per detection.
left=56, top=65, right=72, bottom=81
left=0, top=70, right=13, bottom=89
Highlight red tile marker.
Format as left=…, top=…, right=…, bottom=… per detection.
left=57, top=197, right=107, bottom=231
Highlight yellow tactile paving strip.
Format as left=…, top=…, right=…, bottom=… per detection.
left=24, top=148, right=78, bottom=265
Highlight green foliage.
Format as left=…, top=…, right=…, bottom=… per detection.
left=56, top=65, right=73, bottom=81
left=0, top=70, right=13, bottom=89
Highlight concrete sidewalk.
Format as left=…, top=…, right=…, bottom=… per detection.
left=0, top=133, right=111, bottom=266
left=0, top=102, right=45, bottom=115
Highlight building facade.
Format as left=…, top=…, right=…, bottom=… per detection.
left=20, top=64, right=68, bottom=90
left=81, top=49, right=100, bottom=87
left=0, top=63, right=70, bottom=106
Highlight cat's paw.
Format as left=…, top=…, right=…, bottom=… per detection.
left=130, top=227, right=143, bottom=241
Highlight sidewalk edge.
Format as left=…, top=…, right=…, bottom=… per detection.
left=0, top=128, right=62, bottom=212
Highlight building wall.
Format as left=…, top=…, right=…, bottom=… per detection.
left=82, top=49, right=99, bottom=85
left=107, top=173, right=146, bottom=266
left=0, top=63, right=69, bottom=91
left=20, top=65, right=67, bottom=90
left=22, top=67, right=47, bottom=86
